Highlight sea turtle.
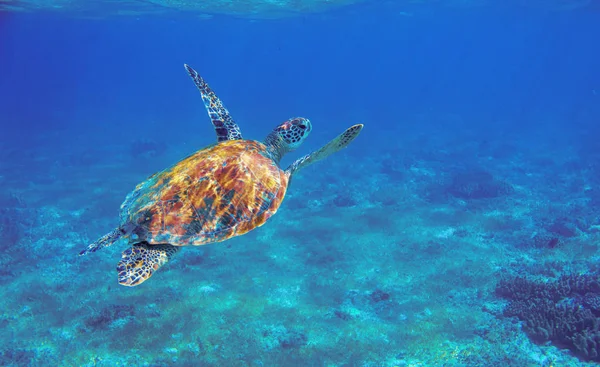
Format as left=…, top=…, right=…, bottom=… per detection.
left=79, top=64, right=363, bottom=286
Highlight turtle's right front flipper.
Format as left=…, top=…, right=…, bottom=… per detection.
left=286, top=124, right=363, bottom=175
left=184, top=64, right=243, bottom=142
left=79, top=228, right=124, bottom=256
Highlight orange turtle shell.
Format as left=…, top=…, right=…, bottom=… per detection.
left=119, top=140, right=289, bottom=246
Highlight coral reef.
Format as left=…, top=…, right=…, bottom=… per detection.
left=84, top=304, right=136, bottom=330
left=0, top=349, right=35, bottom=366
left=447, top=169, right=514, bottom=200
left=260, top=325, right=308, bottom=350
left=0, top=209, right=22, bottom=250
left=496, top=274, right=600, bottom=361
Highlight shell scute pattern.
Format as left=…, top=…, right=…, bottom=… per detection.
left=123, top=140, right=287, bottom=246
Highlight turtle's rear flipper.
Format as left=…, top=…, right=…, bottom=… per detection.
left=117, top=243, right=179, bottom=286
left=79, top=228, right=123, bottom=256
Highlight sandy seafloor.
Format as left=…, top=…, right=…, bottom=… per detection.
left=1, top=109, right=599, bottom=366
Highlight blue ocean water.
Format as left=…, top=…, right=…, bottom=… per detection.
left=1, top=0, right=600, bottom=365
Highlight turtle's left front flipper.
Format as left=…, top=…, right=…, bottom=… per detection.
left=184, top=64, right=243, bottom=142
left=117, top=243, right=179, bottom=286
left=79, top=228, right=123, bottom=256
left=286, top=124, right=363, bottom=175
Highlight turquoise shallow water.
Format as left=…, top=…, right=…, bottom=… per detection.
left=1, top=1, right=600, bottom=366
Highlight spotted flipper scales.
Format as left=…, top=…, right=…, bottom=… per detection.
left=286, top=124, right=363, bottom=175
left=117, top=243, right=179, bottom=286
left=184, top=64, right=242, bottom=142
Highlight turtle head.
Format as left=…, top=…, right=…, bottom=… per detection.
left=273, top=117, right=312, bottom=149
left=265, top=117, right=312, bottom=162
